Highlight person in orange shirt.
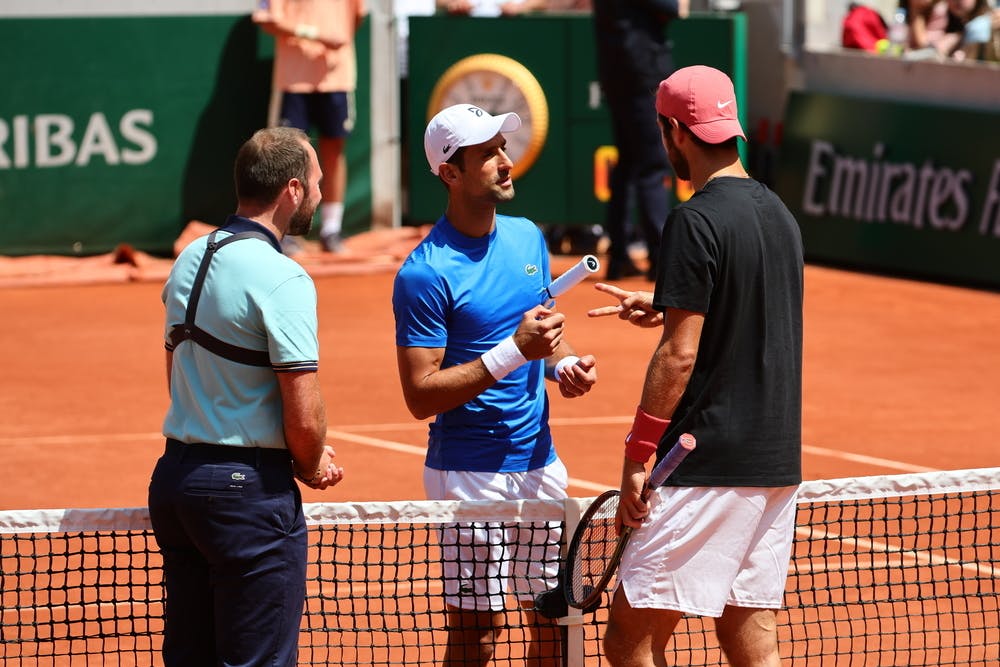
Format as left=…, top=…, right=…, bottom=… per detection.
left=254, top=0, right=367, bottom=253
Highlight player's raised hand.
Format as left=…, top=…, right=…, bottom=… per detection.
left=588, top=283, right=663, bottom=328
left=513, top=305, right=564, bottom=360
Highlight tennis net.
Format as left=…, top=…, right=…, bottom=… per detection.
left=1, top=467, right=997, bottom=666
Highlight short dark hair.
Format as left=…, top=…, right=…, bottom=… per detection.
left=659, top=114, right=738, bottom=151
left=234, top=127, right=311, bottom=206
left=436, top=146, right=467, bottom=189
left=444, top=146, right=467, bottom=171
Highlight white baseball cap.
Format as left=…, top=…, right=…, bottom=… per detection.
left=424, top=104, right=521, bottom=175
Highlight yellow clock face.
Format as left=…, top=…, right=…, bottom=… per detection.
left=427, top=54, right=549, bottom=180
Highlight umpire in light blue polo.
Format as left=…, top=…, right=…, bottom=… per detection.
left=149, top=126, right=344, bottom=667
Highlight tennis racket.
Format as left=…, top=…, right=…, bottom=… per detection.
left=542, top=255, right=600, bottom=305
left=563, top=432, right=696, bottom=611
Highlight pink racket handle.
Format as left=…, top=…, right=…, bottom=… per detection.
left=646, top=433, right=696, bottom=489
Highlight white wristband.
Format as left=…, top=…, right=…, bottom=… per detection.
left=553, top=355, right=580, bottom=381
left=481, top=336, right=528, bottom=380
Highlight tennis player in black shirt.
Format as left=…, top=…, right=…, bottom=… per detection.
left=589, top=65, right=804, bottom=667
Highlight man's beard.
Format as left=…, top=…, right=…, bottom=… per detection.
left=491, top=181, right=515, bottom=204
left=664, top=133, right=690, bottom=182
left=288, top=200, right=316, bottom=236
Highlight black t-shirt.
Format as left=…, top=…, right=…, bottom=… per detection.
left=653, top=177, right=803, bottom=487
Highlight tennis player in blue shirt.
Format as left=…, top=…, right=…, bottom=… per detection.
left=392, top=104, right=599, bottom=667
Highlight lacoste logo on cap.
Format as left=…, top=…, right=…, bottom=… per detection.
left=717, top=100, right=733, bottom=109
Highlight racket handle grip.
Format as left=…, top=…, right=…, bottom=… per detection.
left=544, top=255, right=600, bottom=302
left=646, top=433, right=696, bottom=489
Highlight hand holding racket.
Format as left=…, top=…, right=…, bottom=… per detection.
left=538, top=255, right=600, bottom=392
left=563, top=433, right=696, bottom=611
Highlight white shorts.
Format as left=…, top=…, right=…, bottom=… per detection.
left=617, top=485, right=797, bottom=618
left=424, top=459, right=568, bottom=611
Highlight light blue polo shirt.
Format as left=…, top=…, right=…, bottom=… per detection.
left=162, top=216, right=319, bottom=449
left=392, top=214, right=556, bottom=473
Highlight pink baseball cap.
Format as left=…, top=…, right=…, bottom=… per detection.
left=655, top=66, right=746, bottom=144
left=424, top=104, right=521, bottom=175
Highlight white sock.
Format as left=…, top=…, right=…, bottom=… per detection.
left=320, top=202, right=344, bottom=239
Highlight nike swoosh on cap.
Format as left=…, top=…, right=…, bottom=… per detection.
left=717, top=100, right=733, bottom=109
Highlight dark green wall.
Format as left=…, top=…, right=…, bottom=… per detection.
left=0, top=15, right=371, bottom=256
left=775, top=91, right=1000, bottom=289
left=406, top=13, right=748, bottom=226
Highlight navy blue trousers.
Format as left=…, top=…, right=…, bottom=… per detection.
left=148, top=440, right=308, bottom=667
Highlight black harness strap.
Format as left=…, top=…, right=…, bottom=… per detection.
left=167, top=230, right=274, bottom=367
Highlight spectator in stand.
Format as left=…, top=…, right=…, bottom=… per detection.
left=907, top=0, right=950, bottom=51
left=436, top=0, right=545, bottom=16
left=941, top=0, right=1000, bottom=60
left=842, top=2, right=889, bottom=52
left=436, top=0, right=587, bottom=16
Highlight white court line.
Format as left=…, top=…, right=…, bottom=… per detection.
left=0, top=428, right=989, bottom=606
left=306, top=431, right=1000, bottom=584
left=0, top=432, right=164, bottom=446
left=802, top=444, right=937, bottom=473
left=326, top=430, right=427, bottom=456
left=326, top=419, right=940, bottom=480
left=0, top=420, right=936, bottom=480
left=792, top=526, right=998, bottom=579
left=326, top=429, right=610, bottom=493
left=329, top=416, right=632, bottom=433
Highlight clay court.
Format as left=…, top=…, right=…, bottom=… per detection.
left=1, top=234, right=998, bottom=666
left=1, top=234, right=999, bottom=509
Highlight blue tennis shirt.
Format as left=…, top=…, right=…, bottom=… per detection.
left=392, top=215, right=557, bottom=473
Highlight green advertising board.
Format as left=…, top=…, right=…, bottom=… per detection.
left=0, top=14, right=371, bottom=257
left=774, top=91, right=1000, bottom=288
left=407, top=16, right=573, bottom=225
left=406, top=13, right=747, bottom=227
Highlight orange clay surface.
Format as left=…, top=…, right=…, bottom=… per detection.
left=1, top=228, right=999, bottom=511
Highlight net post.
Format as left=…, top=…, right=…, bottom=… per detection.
left=559, top=496, right=590, bottom=667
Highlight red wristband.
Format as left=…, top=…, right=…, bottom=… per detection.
left=624, top=405, right=670, bottom=463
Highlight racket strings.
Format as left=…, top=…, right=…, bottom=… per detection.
left=567, top=494, right=621, bottom=605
